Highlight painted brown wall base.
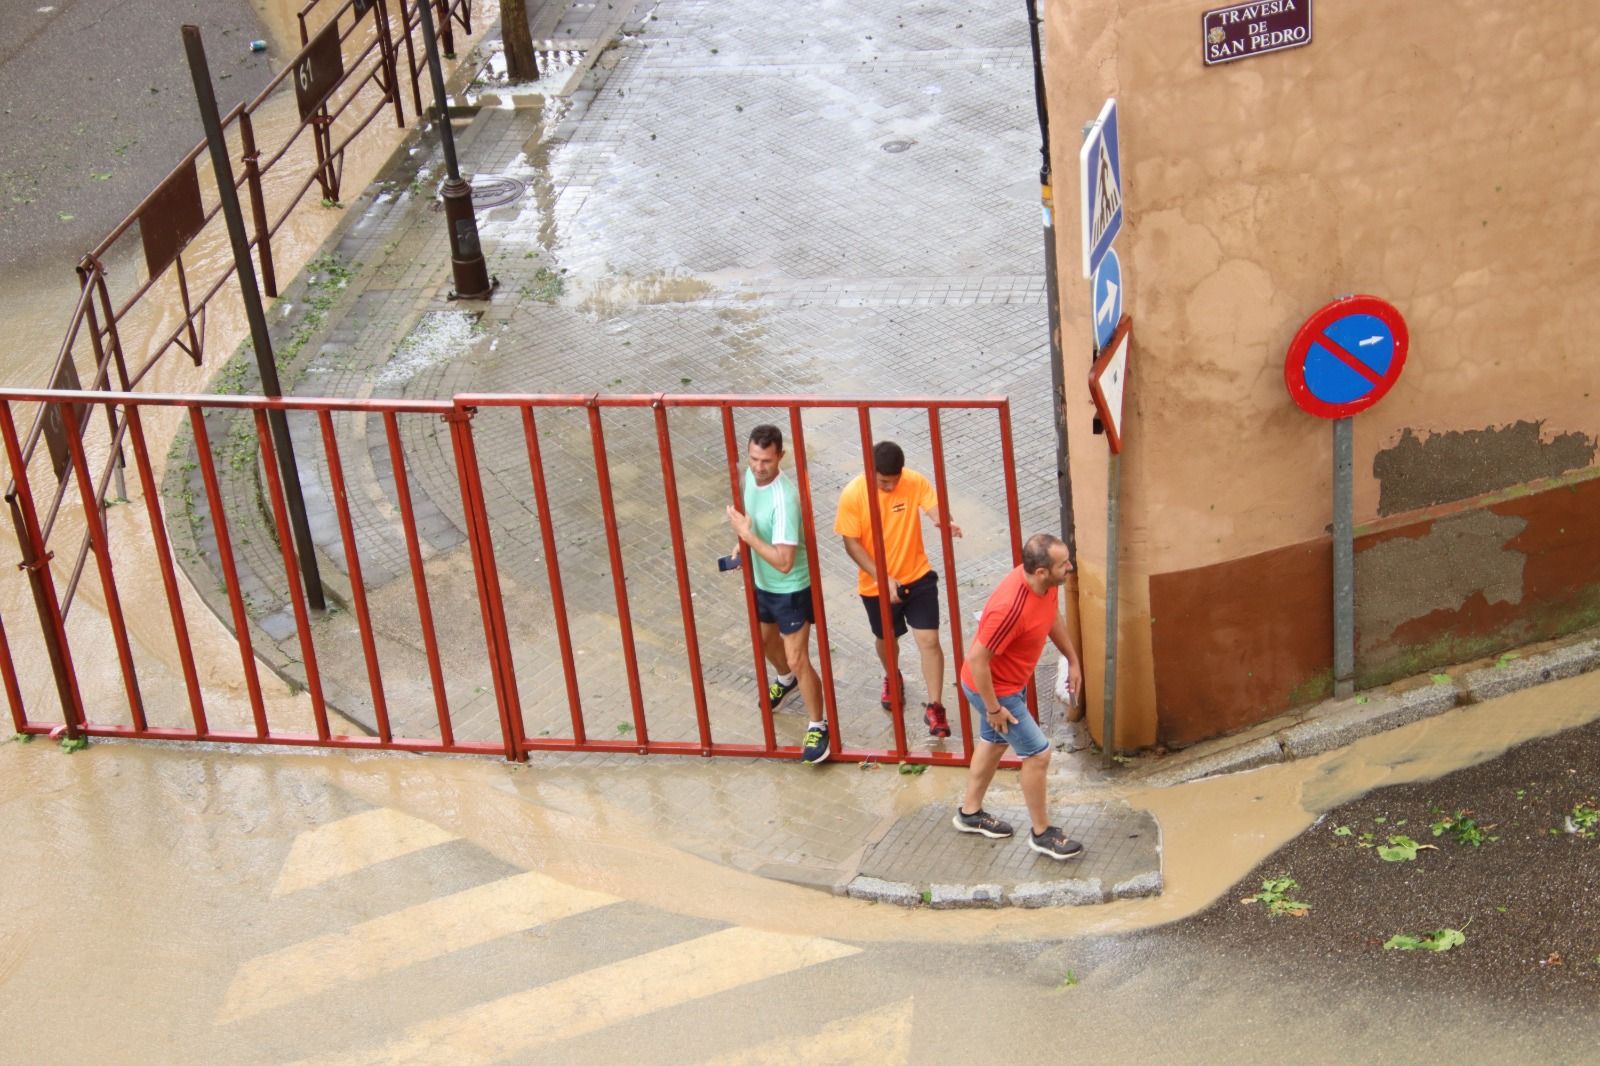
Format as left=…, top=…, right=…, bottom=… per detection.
left=1149, top=468, right=1600, bottom=748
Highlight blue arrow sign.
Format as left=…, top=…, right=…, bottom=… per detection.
left=1079, top=98, right=1123, bottom=278
left=1092, top=248, right=1123, bottom=350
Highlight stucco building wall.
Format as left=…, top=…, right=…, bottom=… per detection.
left=1045, top=1, right=1600, bottom=748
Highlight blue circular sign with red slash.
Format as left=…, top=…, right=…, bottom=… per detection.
left=1284, top=295, right=1409, bottom=419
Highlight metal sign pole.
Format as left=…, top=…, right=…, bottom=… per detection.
left=1101, top=450, right=1120, bottom=765
left=1025, top=0, right=1076, bottom=561
left=182, top=25, right=326, bottom=612
left=1332, top=415, right=1354, bottom=697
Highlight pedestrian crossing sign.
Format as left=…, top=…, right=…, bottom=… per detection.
left=1079, top=98, right=1123, bottom=278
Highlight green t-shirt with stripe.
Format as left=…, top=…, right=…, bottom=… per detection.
left=742, top=468, right=810, bottom=594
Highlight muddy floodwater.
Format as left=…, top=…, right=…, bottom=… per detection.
left=3, top=672, right=1600, bottom=1063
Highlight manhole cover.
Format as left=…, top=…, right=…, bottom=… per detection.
left=881, top=139, right=914, bottom=154
left=470, top=175, right=526, bottom=209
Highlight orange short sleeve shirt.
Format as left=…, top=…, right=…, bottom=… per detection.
left=833, top=469, right=938, bottom=596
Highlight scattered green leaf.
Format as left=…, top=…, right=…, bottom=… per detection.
left=1376, top=834, right=1437, bottom=862
left=1385, top=927, right=1465, bottom=952
left=1057, top=969, right=1079, bottom=989
left=1565, top=801, right=1599, bottom=839
left=897, top=761, right=927, bottom=775
left=59, top=736, right=88, bottom=753
left=615, top=721, right=634, bottom=736
left=1332, top=825, right=1353, bottom=838
left=1430, top=810, right=1490, bottom=847
left=1241, top=876, right=1310, bottom=918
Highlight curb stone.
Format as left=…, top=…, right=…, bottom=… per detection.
left=1461, top=640, right=1600, bottom=704
left=1006, top=878, right=1105, bottom=907
left=844, top=876, right=922, bottom=907
left=929, top=883, right=1005, bottom=909
left=1280, top=684, right=1459, bottom=759
left=1139, top=735, right=1286, bottom=788
left=1112, top=870, right=1163, bottom=899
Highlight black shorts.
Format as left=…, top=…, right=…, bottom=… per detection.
left=861, top=570, right=939, bottom=639
left=755, top=587, right=814, bottom=635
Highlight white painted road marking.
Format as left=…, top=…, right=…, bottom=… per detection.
left=272, top=808, right=457, bottom=896
left=289, top=928, right=861, bottom=1066
left=698, top=998, right=914, bottom=1065
left=221, top=870, right=619, bottom=1022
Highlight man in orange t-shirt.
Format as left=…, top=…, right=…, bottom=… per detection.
left=951, top=533, right=1085, bottom=861
left=834, top=440, right=962, bottom=737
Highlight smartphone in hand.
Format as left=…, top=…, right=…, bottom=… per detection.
left=717, top=554, right=742, bottom=572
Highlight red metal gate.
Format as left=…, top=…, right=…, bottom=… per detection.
left=0, top=388, right=1035, bottom=767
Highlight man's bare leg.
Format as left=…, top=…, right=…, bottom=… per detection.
left=782, top=622, right=822, bottom=720
left=761, top=622, right=790, bottom=677
left=874, top=634, right=898, bottom=674
left=1019, top=748, right=1053, bottom=835
left=960, top=738, right=1007, bottom=814
left=911, top=626, right=943, bottom=705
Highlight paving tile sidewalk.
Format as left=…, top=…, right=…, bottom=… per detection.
left=163, top=0, right=1143, bottom=906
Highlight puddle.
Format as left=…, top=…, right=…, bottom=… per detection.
left=467, top=44, right=589, bottom=108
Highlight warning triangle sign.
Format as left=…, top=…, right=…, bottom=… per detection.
left=1090, top=138, right=1121, bottom=249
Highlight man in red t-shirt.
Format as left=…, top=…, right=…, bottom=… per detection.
left=951, top=533, right=1085, bottom=860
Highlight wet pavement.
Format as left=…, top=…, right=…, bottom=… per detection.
left=146, top=0, right=1098, bottom=902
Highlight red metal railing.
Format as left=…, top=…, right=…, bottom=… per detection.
left=0, top=388, right=1033, bottom=768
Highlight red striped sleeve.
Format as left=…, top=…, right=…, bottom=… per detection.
left=979, top=583, right=1029, bottom=653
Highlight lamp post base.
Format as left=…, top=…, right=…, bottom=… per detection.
left=440, top=177, right=493, bottom=300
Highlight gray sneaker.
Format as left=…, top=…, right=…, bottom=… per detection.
left=1028, top=826, right=1084, bottom=861
left=952, top=808, right=1014, bottom=839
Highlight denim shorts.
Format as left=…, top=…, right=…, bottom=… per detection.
left=962, top=683, right=1049, bottom=758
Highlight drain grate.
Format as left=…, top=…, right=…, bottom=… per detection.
left=469, top=175, right=526, bottom=209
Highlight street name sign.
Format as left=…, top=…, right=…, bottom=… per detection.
left=1284, top=294, right=1408, bottom=419
left=1089, top=315, right=1132, bottom=453
left=1092, top=247, right=1123, bottom=351
left=1079, top=98, right=1123, bottom=278
left=1203, top=1, right=1312, bottom=66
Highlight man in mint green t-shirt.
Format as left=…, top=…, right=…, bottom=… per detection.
left=726, top=424, right=829, bottom=765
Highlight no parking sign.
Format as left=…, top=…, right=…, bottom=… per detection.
left=1284, top=295, right=1409, bottom=419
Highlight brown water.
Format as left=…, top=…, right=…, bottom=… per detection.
left=3, top=672, right=1598, bottom=1064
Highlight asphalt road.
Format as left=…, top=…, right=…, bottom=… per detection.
left=0, top=0, right=282, bottom=274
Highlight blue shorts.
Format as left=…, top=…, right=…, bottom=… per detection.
left=962, top=683, right=1049, bottom=758
left=755, top=587, right=813, bottom=635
